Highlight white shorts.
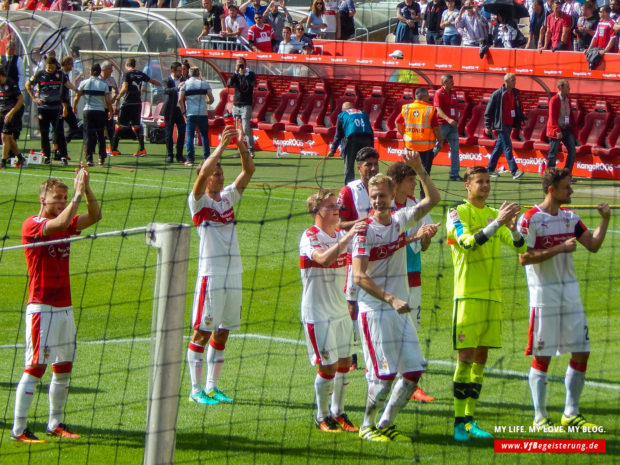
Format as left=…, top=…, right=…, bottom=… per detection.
left=303, top=317, right=354, bottom=366
left=526, top=304, right=590, bottom=357
left=359, top=309, right=425, bottom=380
left=191, top=274, right=242, bottom=332
left=25, top=304, right=76, bottom=366
left=344, top=263, right=357, bottom=302
left=407, top=286, right=422, bottom=331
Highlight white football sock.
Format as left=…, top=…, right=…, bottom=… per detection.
left=377, top=377, right=416, bottom=429
left=314, top=371, right=334, bottom=421
left=564, top=365, right=585, bottom=417
left=330, top=370, right=349, bottom=417
left=205, top=344, right=225, bottom=392
left=48, top=371, right=71, bottom=430
left=528, top=367, right=548, bottom=422
left=362, top=378, right=391, bottom=428
left=187, top=343, right=205, bottom=395
left=13, top=372, right=40, bottom=436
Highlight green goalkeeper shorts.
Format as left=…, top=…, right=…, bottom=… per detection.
left=452, top=298, right=502, bottom=350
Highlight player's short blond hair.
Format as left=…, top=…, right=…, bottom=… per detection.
left=368, top=173, right=394, bottom=192
left=39, top=178, right=68, bottom=197
left=307, top=189, right=334, bottom=214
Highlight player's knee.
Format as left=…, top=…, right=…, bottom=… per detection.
left=457, top=349, right=475, bottom=363
left=211, top=329, right=229, bottom=345
left=318, top=364, right=337, bottom=377
left=24, top=364, right=47, bottom=378
left=191, top=330, right=210, bottom=346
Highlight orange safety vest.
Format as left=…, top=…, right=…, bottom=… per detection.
left=401, top=100, right=437, bottom=151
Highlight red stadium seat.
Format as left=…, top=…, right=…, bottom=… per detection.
left=462, top=93, right=491, bottom=146
left=210, top=88, right=235, bottom=127
left=257, top=81, right=303, bottom=131
left=454, top=91, right=474, bottom=138
left=571, top=98, right=586, bottom=128
left=362, top=86, right=387, bottom=132
left=577, top=100, right=614, bottom=155
left=251, top=80, right=272, bottom=128
left=315, top=84, right=361, bottom=137
left=375, top=89, right=414, bottom=139
left=513, top=97, right=549, bottom=150
left=286, top=82, right=329, bottom=134
left=592, top=115, right=620, bottom=157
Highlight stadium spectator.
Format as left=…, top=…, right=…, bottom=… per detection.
left=182, top=60, right=190, bottom=81
left=586, top=6, right=617, bottom=54
left=299, top=189, right=362, bottom=433
left=441, top=0, right=461, bottom=45
left=186, top=126, right=255, bottom=406
left=539, top=0, right=572, bottom=51
left=518, top=168, right=611, bottom=431
left=277, top=26, right=301, bottom=53
left=11, top=169, right=101, bottom=444
left=456, top=0, right=489, bottom=46
left=248, top=11, right=275, bottom=52
left=327, top=101, right=374, bottom=185
left=419, top=0, right=429, bottom=19
left=546, top=79, right=578, bottom=176
left=433, top=74, right=463, bottom=181
left=58, top=56, right=81, bottom=145
left=73, top=63, right=113, bottom=167
left=240, top=0, right=266, bottom=26
left=338, top=0, right=356, bottom=40
left=386, top=161, right=440, bottom=403
left=306, top=0, right=330, bottom=38
left=353, top=153, right=440, bottom=442
left=395, top=0, right=422, bottom=44
left=490, top=12, right=526, bottom=48
left=562, top=0, right=581, bottom=20
left=396, top=87, right=442, bottom=197
left=424, top=0, right=446, bottom=44
left=611, top=0, right=620, bottom=20
left=222, top=4, right=250, bottom=41
left=197, top=0, right=225, bottom=40
left=264, top=0, right=294, bottom=48
left=227, top=57, right=256, bottom=156
left=26, top=57, right=76, bottom=165
left=574, top=2, right=598, bottom=51
left=446, top=166, right=525, bottom=443
left=337, top=147, right=380, bottom=371
left=109, top=58, right=161, bottom=158
left=178, top=66, right=214, bottom=167
left=484, top=73, right=525, bottom=179
left=526, top=0, right=547, bottom=49
left=0, top=65, right=25, bottom=169
left=162, top=62, right=187, bottom=164
left=100, top=60, right=117, bottom=152
left=293, top=23, right=314, bottom=48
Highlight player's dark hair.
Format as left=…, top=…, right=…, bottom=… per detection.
left=542, top=167, right=571, bottom=194
left=91, top=63, right=102, bottom=76
left=356, top=147, right=379, bottom=163
left=46, top=56, right=58, bottom=66
left=386, top=161, right=415, bottom=184
left=61, top=56, right=73, bottom=67
left=170, top=61, right=181, bottom=70
left=464, top=166, right=488, bottom=182
left=126, top=58, right=136, bottom=68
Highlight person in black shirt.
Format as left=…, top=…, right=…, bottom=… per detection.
left=162, top=62, right=187, bottom=164
left=0, top=66, right=24, bottom=169
left=424, top=0, right=446, bottom=44
left=25, top=57, right=76, bottom=165
left=109, top=57, right=161, bottom=158
left=227, top=57, right=257, bottom=156
left=574, top=2, right=598, bottom=51
left=54, top=56, right=81, bottom=155
left=198, top=0, right=225, bottom=40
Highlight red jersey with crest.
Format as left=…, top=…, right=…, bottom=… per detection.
left=352, top=205, right=420, bottom=313
left=299, top=226, right=349, bottom=323
left=518, top=206, right=587, bottom=307
left=248, top=23, right=275, bottom=52
left=22, top=215, right=80, bottom=307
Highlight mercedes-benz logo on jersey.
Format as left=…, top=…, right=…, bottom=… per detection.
left=541, top=237, right=552, bottom=248
left=377, top=246, right=388, bottom=258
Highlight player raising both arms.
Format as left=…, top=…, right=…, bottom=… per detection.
left=12, top=165, right=101, bottom=443
left=186, top=125, right=255, bottom=405
left=386, top=160, right=440, bottom=403
left=518, top=168, right=610, bottom=429
left=299, top=189, right=364, bottom=433
left=353, top=150, right=440, bottom=442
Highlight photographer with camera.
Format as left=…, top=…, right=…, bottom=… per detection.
left=455, top=0, right=489, bottom=47
left=227, top=57, right=257, bottom=157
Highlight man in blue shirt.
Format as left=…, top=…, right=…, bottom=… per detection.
left=240, top=0, right=267, bottom=26
left=178, top=66, right=215, bottom=167
left=327, top=102, right=374, bottom=184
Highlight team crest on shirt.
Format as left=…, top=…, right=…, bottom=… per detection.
left=381, top=358, right=389, bottom=371
left=458, top=333, right=466, bottom=342
left=321, top=351, right=330, bottom=361
left=564, top=217, right=570, bottom=229
left=449, top=209, right=459, bottom=222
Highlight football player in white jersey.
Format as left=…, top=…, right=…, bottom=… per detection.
left=518, top=168, right=610, bottom=429
left=299, top=189, right=364, bottom=433
left=353, top=150, right=440, bottom=442
left=186, top=125, right=255, bottom=405
left=386, top=161, right=440, bottom=403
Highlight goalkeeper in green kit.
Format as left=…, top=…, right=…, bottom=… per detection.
left=445, top=166, right=527, bottom=442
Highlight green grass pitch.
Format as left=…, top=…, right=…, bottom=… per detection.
left=0, top=139, right=618, bottom=464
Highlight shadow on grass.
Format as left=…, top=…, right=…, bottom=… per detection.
left=0, top=382, right=102, bottom=395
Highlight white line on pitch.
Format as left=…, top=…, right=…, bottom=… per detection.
left=1, top=333, right=618, bottom=392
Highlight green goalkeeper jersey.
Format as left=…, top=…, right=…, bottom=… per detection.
left=446, top=200, right=527, bottom=302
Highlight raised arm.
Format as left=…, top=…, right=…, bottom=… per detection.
left=403, top=150, right=440, bottom=221
left=76, top=169, right=102, bottom=231
left=233, top=121, right=256, bottom=193
left=576, top=203, right=610, bottom=252
left=193, top=127, right=237, bottom=199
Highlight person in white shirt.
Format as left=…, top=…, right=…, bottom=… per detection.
left=222, top=4, right=250, bottom=41
left=186, top=125, right=255, bottom=406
